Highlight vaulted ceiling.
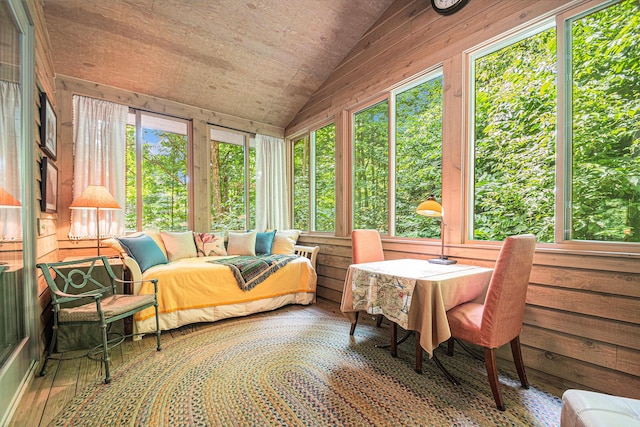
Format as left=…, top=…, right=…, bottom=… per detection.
left=43, top=0, right=396, bottom=129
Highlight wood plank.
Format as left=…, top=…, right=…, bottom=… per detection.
left=617, top=346, right=640, bottom=377
left=520, top=345, right=640, bottom=400
left=527, top=284, right=640, bottom=325
left=524, top=305, right=640, bottom=352
left=530, top=265, right=640, bottom=298
left=521, top=324, right=617, bottom=370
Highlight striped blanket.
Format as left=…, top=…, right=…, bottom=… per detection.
left=209, top=254, right=299, bottom=291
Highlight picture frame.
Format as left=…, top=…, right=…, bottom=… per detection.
left=40, top=157, right=58, bottom=213
left=40, top=92, right=57, bottom=160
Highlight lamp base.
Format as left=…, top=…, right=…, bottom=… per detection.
left=428, top=257, right=457, bottom=265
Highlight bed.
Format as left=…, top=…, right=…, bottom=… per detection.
left=122, top=245, right=318, bottom=335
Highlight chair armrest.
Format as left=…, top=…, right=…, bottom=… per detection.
left=294, top=245, right=319, bottom=270
left=111, top=276, right=159, bottom=295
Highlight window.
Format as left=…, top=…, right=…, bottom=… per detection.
left=352, top=71, right=444, bottom=236
left=293, top=135, right=310, bottom=230
left=292, top=123, right=336, bottom=232
left=126, top=111, right=190, bottom=231
left=353, top=100, right=389, bottom=232
left=395, top=76, right=443, bottom=238
left=313, top=123, right=336, bottom=232
left=565, top=0, right=640, bottom=243
left=209, top=127, right=255, bottom=230
left=470, top=0, right=640, bottom=246
left=470, top=26, right=557, bottom=243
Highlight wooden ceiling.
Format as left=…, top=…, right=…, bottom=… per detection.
left=43, top=0, right=396, bottom=129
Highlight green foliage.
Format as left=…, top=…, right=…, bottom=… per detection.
left=293, top=136, right=310, bottom=230
left=125, top=125, right=188, bottom=231
left=570, top=0, right=640, bottom=242
left=395, top=78, right=443, bottom=238
left=473, top=27, right=557, bottom=243
left=314, top=124, right=336, bottom=232
left=353, top=100, right=389, bottom=232
left=211, top=141, right=247, bottom=230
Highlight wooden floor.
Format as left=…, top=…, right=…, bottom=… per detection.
left=8, top=298, right=565, bottom=426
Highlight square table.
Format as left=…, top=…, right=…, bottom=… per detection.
left=341, top=259, right=493, bottom=365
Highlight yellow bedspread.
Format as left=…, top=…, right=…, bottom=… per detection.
left=135, top=256, right=316, bottom=321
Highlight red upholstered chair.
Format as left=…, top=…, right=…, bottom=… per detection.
left=349, top=229, right=385, bottom=335
left=446, top=234, right=536, bottom=411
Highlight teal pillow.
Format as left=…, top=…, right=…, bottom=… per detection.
left=254, top=230, right=276, bottom=255
left=118, top=234, right=168, bottom=273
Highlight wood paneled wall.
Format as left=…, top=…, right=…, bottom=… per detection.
left=292, top=0, right=640, bottom=399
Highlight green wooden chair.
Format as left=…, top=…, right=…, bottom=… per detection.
left=37, top=256, right=161, bottom=383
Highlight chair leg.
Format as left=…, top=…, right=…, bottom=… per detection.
left=447, top=337, right=455, bottom=356
left=390, top=322, right=397, bottom=357
left=101, top=319, right=111, bottom=384
left=484, top=347, right=505, bottom=411
left=154, top=302, right=162, bottom=351
left=39, top=323, right=58, bottom=376
left=510, top=336, right=528, bottom=389
left=349, top=312, right=359, bottom=335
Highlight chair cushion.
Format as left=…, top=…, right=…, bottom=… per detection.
left=446, top=302, right=484, bottom=344
left=561, top=389, right=640, bottom=427
left=59, top=294, right=156, bottom=323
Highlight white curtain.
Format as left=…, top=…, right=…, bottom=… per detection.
left=69, top=96, right=128, bottom=239
left=255, top=134, right=290, bottom=231
left=0, top=81, right=22, bottom=241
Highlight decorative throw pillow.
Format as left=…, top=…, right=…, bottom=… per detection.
left=227, top=231, right=257, bottom=256
left=160, top=231, right=197, bottom=262
left=194, top=232, right=227, bottom=257
left=254, top=230, right=277, bottom=255
left=117, top=234, right=168, bottom=273
left=271, top=230, right=301, bottom=255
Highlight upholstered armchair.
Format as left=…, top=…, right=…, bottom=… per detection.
left=349, top=229, right=385, bottom=335
left=446, top=234, right=536, bottom=411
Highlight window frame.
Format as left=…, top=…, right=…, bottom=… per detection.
left=126, top=109, right=193, bottom=232
left=349, top=68, right=445, bottom=237
left=464, top=0, right=639, bottom=253
left=289, top=118, right=337, bottom=233
left=208, top=124, right=254, bottom=231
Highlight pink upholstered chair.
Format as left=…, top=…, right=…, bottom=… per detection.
left=349, top=229, right=385, bottom=335
left=446, top=234, right=536, bottom=411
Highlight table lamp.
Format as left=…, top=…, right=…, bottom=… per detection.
left=69, top=185, right=121, bottom=256
left=416, top=195, right=456, bottom=264
left=0, top=186, right=21, bottom=208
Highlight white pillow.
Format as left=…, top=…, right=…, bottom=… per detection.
left=227, top=231, right=257, bottom=256
left=160, top=231, right=197, bottom=262
left=271, top=230, right=301, bottom=255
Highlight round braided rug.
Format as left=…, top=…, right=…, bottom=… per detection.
left=51, top=312, right=561, bottom=426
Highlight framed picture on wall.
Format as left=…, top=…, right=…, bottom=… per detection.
left=40, top=92, right=57, bottom=160
left=40, top=157, right=58, bottom=213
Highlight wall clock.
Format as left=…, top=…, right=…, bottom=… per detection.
left=431, top=0, right=470, bottom=16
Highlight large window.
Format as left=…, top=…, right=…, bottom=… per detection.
left=126, top=111, right=190, bottom=231
left=210, top=127, right=255, bottom=231
left=567, top=0, right=640, bottom=243
left=353, top=100, right=389, bottom=232
left=292, top=123, right=336, bottom=232
left=471, top=26, right=557, bottom=243
left=352, top=72, right=443, bottom=236
left=395, top=76, right=443, bottom=238
left=470, top=0, right=639, bottom=245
